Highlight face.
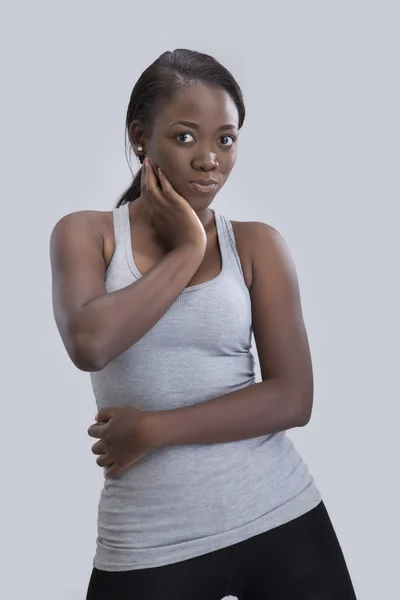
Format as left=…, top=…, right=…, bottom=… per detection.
left=141, top=82, right=239, bottom=210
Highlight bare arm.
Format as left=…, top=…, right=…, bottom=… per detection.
left=50, top=211, right=205, bottom=372
left=144, top=222, right=314, bottom=448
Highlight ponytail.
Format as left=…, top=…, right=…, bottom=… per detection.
left=115, top=166, right=143, bottom=208
left=117, top=49, right=245, bottom=208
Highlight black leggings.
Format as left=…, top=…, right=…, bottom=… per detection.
left=86, top=501, right=357, bottom=599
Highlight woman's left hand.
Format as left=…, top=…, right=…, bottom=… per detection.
left=88, top=406, right=154, bottom=477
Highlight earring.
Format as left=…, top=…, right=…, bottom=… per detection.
left=137, top=145, right=143, bottom=153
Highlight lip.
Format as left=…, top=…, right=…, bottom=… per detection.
left=190, top=179, right=218, bottom=185
left=189, top=181, right=218, bottom=194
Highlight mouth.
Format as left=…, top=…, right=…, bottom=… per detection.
left=189, top=179, right=218, bottom=194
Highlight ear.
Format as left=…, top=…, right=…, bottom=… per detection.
left=128, top=120, right=146, bottom=158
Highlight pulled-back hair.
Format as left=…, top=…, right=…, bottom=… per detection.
left=115, top=49, right=245, bottom=207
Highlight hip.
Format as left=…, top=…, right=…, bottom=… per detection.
left=87, top=500, right=356, bottom=600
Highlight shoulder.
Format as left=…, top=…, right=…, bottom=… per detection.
left=50, top=209, right=113, bottom=249
left=229, top=219, right=288, bottom=289
left=230, top=219, right=279, bottom=243
left=51, top=208, right=112, bottom=231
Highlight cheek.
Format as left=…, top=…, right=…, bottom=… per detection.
left=152, top=151, right=188, bottom=193
left=220, top=150, right=237, bottom=176
left=152, top=143, right=186, bottom=175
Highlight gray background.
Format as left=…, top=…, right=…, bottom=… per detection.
left=1, top=1, right=399, bottom=598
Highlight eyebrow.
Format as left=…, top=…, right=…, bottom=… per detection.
left=168, top=120, right=238, bottom=131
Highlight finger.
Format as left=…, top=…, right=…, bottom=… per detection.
left=146, top=160, right=166, bottom=202
left=157, top=168, right=180, bottom=205
left=91, top=440, right=106, bottom=455
left=96, top=454, right=110, bottom=468
left=141, top=159, right=147, bottom=195
left=87, top=422, right=106, bottom=438
left=96, top=407, right=114, bottom=422
left=157, top=168, right=171, bottom=195
left=105, top=463, right=121, bottom=478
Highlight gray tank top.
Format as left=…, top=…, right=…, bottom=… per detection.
left=89, top=203, right=321, bottom=571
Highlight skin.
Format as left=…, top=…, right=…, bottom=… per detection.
left=81, top=82, right=313, bottom=477
left=130, top=81, right=240, bottom=229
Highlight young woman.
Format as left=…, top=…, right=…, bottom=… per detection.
left=50, top=49, right=357, bottom=600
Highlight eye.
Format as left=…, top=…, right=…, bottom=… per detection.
left=176, top=133, right=195, bottom=143
left=219, top=135, right=236, bottom=147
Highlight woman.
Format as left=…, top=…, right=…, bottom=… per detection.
left=50, top=49, right=357, bottom=599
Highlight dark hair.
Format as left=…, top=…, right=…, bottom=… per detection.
left=115, top=49, right=246, bottom=207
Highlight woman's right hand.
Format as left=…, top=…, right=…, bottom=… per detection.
left=141, top=157, right=207, bottom=252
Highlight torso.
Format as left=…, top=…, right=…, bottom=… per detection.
left=97, top=204, right=254, bottom=291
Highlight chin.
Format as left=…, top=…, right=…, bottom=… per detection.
left=185, top=184, right=220, bottom=202
left=186, top=193, right=217, bottom=208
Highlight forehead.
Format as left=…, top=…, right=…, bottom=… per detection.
left=154, top=82, right=239, bottom=128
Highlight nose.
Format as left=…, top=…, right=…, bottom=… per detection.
left=191, top=149, right=219, bottom=172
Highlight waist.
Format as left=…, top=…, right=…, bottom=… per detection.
left=91, top=357, right=256, bottom=412
left=97, top=432, right=312, bottom=543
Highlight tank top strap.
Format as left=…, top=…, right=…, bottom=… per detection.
left=110, top=205, right=245, bottom=283
left=111, top=203, right=130, bottom=249
left=214, top=210, right=245, bottom=280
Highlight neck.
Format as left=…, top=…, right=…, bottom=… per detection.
left=129, top=196, right=216, bottom=232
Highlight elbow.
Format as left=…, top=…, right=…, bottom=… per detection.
left=64, top=310, right=110, bottom=371
left=297, top=409, right=312, bottom=427
left=69, top=335, right=107, bottom=372
left=292, top=391, right=313, bottom=427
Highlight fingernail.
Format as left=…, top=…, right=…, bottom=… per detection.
left=144, top=157, right=149, bottom=167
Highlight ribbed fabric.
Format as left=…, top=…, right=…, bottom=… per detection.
left=89, top=204, right=321, bottom=571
